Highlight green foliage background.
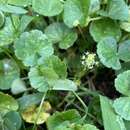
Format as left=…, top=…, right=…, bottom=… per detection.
left=0, top=0, right=130, bottom=130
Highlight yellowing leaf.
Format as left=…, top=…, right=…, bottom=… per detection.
left=22, top=101, right=51, bottom=124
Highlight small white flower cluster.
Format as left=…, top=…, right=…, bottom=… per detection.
left=81, top=52, right=99, bottom=69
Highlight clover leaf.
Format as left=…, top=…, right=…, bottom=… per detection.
left=45, top=22, right=77, bottom=49
left=113, top=97, right=130, bottom=121
left=14, top=30, right=54, bottom=67
left=0, top=59, right=20, bottom=90
left=29, top=55, right=77, bottom=92
left=115, top=70, right=130, bottom=96
left=97, top=37, right=121, bottom=70
left=32, top=0, right=63, bottom=17
left=63, top=0, right=90, bottom=28
left=90, top=18, right=121, bottom=42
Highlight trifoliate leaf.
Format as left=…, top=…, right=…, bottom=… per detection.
left=47, top=109, right=81, bottom=130
left=118, top=40, right=130, bottom=62
left=45, top=22, right=77, bottom=49
left=29, top=55, right=67, bottom=92
left=0, top=11, right=4, bottom=28
left=0, top=17, right=16, bottom=46
left=32, top=0, right=63, bottom=16
left=107, top=0, right=129, bottom=21
left=113, top=97, right=130, bottom=121
left=22, top=101, right=51, bottom=124
left=90, top=18, right=121, bottom=42
left=97, top=37, right=121, bottom=70
left=11, top=78, right=27, bottom=95
left=63, top=0, right=90, bottom=28
left=0, top=59, right=20, bottom=90
left=0, top=4, right=27, bottom=14
left=0, top=92, right=18, bottom=115
left=14, top=30, right=54, bottom=67
left=115, top=70, right=130, bottom=96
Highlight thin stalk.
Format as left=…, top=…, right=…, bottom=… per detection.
left=72, top=91, right=88, bottom=114
left=77, top=25, right=86, bottom=42
left=32, top=91, right=47, bottom=130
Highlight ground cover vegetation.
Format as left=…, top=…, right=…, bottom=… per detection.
left=0, top=0, right=130, bottom=130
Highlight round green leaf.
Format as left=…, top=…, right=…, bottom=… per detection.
left=0, top=59, right=20, bottom=90
left=118, top=40, right=130, bottom=62
left=45, top=22, right=78, bottom=49
left=90, top=18, right=121, bottom=42
left=97, top=37, right=121, bottom=70
left=0, top=92, right=18, bottom=115
left=29, top=55, right=67, bottom=92
left=0, top=11, right=4, bottom=28
left=14, top=30, right=54, bottom=67
left=115, top=70, right=130, bottom=96
left=107, top=0, right=129, bottom=21
left=113, top=97, right=130, bottom=121
left=32, top=0, right=63, bottom=16
left=4, top=111, right=22, bottom=130
left=63, top=0, right=90, bottom=28
left=11, top=78, right=27, bottom=95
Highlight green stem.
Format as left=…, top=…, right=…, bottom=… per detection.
left=77, top=25, right=86, bottom=42
left=72, top=91, right=88, bottom=114
left=32, top=91, right=47, bottom=130
left=89, top=17, right=102, bottom=21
